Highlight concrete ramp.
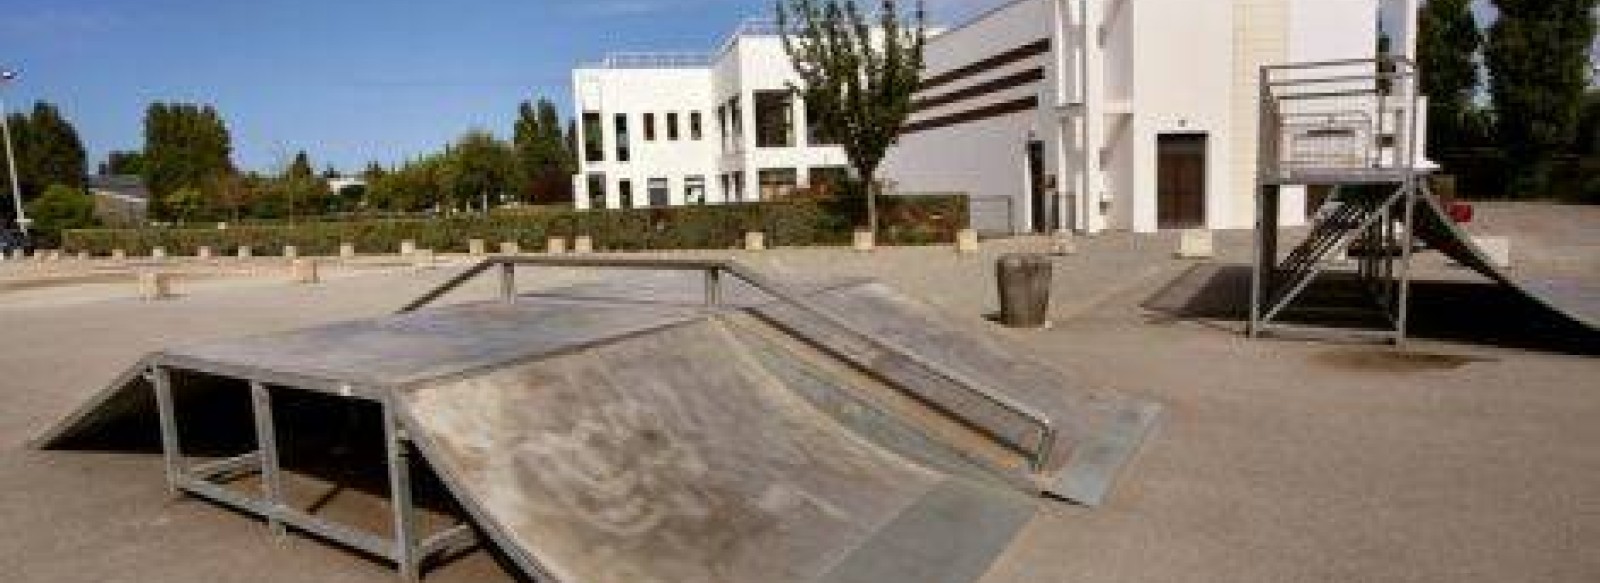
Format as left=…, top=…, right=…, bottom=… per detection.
left=756, top=281, right=1162, bottom=505
left=1415, top=195, right=1600, bottom=331
left=36, top=260, right=1157, bottom=581
left=401, top=318, right=1033, bottom=583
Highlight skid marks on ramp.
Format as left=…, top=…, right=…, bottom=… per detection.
left=401, top=319, right=953, bottom=583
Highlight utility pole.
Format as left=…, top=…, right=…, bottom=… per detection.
left=0, top=68, right=27, bottom=235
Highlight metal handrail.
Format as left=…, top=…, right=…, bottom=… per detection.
left=397, top=255, right=1059, bottom=473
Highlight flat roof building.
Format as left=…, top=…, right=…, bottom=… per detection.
left=572, top=1, right=1423, bottom=234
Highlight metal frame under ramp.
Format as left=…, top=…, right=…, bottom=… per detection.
left=1249, top=56, right=1427, bottom=343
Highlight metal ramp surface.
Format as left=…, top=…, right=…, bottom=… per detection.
left=1411, top=193, right=1600, bottom=331
left=37, top=257, right=1159, bottom=581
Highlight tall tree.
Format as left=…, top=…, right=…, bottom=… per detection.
left=512, top=98, right=575, bottom=204
left=777, top=0, right=927, bottom=234
left=0, top=102, right=87, bottom=212
left=1417, top=0, right=1486, bottom=154
left=1485, top=0, right=1598, bottom=196
left=141, top=102, right=235, bottom=219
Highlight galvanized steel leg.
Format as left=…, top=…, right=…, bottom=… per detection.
left=1395, top=181, right=1419, bottom=345
left=384, top=400, right=419, bottom=581
left=705, top=267, right=722, bottom=307
left=148, top=366, right=183, bottom=497
left=249, top=381, right=286, bottom=537
left=498, top=262, right=516, bottom=303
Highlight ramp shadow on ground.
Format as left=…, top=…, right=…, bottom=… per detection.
left=1144, top=263, right=1600, bottom=356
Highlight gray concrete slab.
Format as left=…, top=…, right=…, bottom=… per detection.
left=401, top=318, right=1032, bottom=583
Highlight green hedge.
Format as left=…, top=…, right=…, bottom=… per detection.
left=62, top=196, right=968, bottom=256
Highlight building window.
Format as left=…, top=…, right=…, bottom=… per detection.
left=582, top=113, right=604, bottom=162
left=648, top=177, right=670, bottom=207
left=809, top=166, right=850, bottom=196
left=614, top=114, right=630, bottom=162
left=759, top=168, right=798, bottom=199
left=667, top=113, right=680, bottom=140
left=690, top=112, right=703, bottom=140
left=806, top=98, right=839, bottom=146
left=729, top=97, right=743, bottom=140
left=586, top=173, right=607, bottom=209
left=731, top=171, right=745, bottom=202
left=755, top=90, right=794, bottom=148
left=685, top=175, right=706, bottom=204
left=643, top=113, right=657, bottom=141
left=618, top=179, right=633, bottom=209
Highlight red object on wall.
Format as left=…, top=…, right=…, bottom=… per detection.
left=1448, top=202, right=1474, bottom=224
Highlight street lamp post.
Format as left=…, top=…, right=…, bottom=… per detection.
left=0, top=69, right=28, bottom=236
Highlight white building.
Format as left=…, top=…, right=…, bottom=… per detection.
left=571, top=21, right=852, bottom=210
left=573, top=1, right=1423, bottom=234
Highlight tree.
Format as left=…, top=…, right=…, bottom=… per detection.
left=25, top=184, right=97, bottom=246
left=777, top=0, right=927, bottom=234
left=513, top=98, right=575, bottom=204
left=1417, top=0, right=1486, bottom=154
left=442, top=131, right=520, bottom=212
left=1485, top=0, right=1598, bottom=196
left=102, top=150, right=144, bottom=175
left=0, top=102, right=87, bottom=214
left=141, top=102, right=235, bottom=219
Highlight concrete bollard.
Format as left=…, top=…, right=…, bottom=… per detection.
left=339, top=242, right=357, bottom=259
left=138, top=272, right=173, bottom=301
left=852, top=229, right=875, bottom=252
left=1176, top=229, right=1215, bottom=259
left=499, top=241, right=521, bottom=255
left=744, top=231, right=766, bottom=251
left=468, top=239, right=487, bottom=256
left=572, top=235, right=594, bottom=254
left=291, top=259, right=320, bottom=284
left=197, top=246, right=213, bottom=259
left=151, top=247, right=167, bottom=259
left=237, top=245, right=253, bottom=259
left=546, top=237, right=567, bottom=254
left=1472, top=236, right=1511, bottom=268
left=283, top=245, right=298, bottom=259
left=955, top=228, right=979, bottom=254
left=76, top=251, right=89, bottom=261
left=112, top=249, right=127, bottom=261
left=400, top=240, right=417, bottom=256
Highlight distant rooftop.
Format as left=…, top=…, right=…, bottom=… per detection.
left=580, top=19, right=782, bottom=69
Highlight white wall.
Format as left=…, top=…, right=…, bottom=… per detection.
left=572, top=67, right=719, bottom=209
left=882, top=0, right=1054, bottom=233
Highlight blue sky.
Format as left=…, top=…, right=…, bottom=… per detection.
left=0, top=0, right=1523, bottom=173
left=2, top=0, right=1004, bottom=173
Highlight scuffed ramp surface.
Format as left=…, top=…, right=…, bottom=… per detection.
left=756, top=282, right=1161, bottom=505
left=400, top=319, right=1033, bottom=583
left=1415, top=195, right=1600, bottom=331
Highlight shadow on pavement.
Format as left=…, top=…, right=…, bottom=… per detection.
left=1144, top=263, right=1600, bottom=356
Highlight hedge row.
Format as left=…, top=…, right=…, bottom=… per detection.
left=62, top=195, right=968, bottom=256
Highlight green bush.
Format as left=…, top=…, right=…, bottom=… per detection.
left=26, top=184, right=100, bottom=248
left=63, top=195, right=968, bottom=256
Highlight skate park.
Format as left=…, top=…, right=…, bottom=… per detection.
left=3, top=51, right=1598, bottom=583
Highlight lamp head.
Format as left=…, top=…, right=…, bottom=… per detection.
left=0, top=70, right=15, bottom=81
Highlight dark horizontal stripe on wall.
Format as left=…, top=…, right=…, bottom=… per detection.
left=919, top=39, right=1051, bottom=91
left=902, top=96, right=1040, bottom=135
left=913, top=67, right=1045, bottom=113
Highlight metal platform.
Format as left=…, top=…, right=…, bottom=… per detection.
left=38, top=256, right=1161, bottom=581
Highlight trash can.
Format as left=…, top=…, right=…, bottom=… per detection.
left=996, top=253, right=1052, bottom=328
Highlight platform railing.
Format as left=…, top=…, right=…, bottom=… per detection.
left=397, top=255, right=1060, bottom=474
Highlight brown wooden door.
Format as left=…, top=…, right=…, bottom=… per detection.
left=1157, top=134, right=1207, bottom=229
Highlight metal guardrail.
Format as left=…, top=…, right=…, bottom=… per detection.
left=398, top=255, right=1059, bottom=473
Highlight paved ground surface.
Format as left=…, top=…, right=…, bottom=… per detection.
left=1, top=202, right=1595, bottom=582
